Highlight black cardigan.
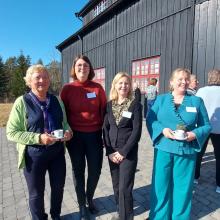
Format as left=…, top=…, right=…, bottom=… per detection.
left=103, top=99, right=143, bottom=158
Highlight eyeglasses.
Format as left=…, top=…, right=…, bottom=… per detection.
left=75, top=64, right=90, bottom=68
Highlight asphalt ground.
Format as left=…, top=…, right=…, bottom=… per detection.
left=0, top=123, right=219, bottom=220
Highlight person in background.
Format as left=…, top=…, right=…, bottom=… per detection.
left=146, top=68, right=211, bottom=220
left=60, top=55, right=107, bottom=220
left=133, top=81, right=141, bottom=102
left=103, top=72, right=142, bottom=220
left=187, top=74, right=199, bottom=95
left=145, top=78, right=158, bottom=117
left=6, top=64, right=72, bottom=220
left=194, top=69, right=220, bottom=193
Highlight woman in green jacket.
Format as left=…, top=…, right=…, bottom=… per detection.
left=7, top=64, right=72, bottom=220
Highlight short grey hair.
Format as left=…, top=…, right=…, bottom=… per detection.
left=24, top=64, right=50, bottom=88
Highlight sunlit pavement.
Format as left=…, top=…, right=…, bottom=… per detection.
left=1, top=123, right=219, bottom=220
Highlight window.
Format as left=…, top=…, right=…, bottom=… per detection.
left=132, top=56, right=160, bottom=93
left=93, top=0, right=108, bottom=18
left=93, top=67, right=105, bottom=90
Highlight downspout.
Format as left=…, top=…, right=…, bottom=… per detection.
left=114, top=13, right=117, bottom=76
left=75, top=12, right=83, bottom=54
left=190, top=0, right=197, bottom=73
left=77, top=34, right=83, bottom=55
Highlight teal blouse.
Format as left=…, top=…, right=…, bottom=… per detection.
left=146, top=93, right=211, bottom=155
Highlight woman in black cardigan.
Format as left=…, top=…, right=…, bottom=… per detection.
left=103, top=72, right=143, bottom=220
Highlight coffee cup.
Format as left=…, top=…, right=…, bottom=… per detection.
left=51, top=129, right=64, bottom=139
left=173, top=129, right=186, bottom=139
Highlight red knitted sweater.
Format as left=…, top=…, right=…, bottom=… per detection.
left=60, top=80, right=107, bottom=132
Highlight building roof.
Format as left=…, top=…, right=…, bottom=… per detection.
left=77, top=0, right=100, bottom=17
left=56, top=0, right=126, bottom=51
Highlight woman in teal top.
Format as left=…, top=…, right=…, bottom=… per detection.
left=146, top=68, right=211, bottom=220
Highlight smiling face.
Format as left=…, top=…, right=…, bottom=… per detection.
left=115, top=76, right=131, bottom=99
left=30, top=71, right=50, bottom=97
left=74, top=58, right=90, bottom=83
left=170, top=70, right=190, bottom=95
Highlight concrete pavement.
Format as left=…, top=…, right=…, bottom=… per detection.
left=0, top=123, right=220, bottom=220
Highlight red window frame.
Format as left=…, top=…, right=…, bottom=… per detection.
left=132, top=56, right=160, bottom=93
left=93, top=67, right=105, bottom=90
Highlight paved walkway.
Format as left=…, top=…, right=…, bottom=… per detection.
left=0, top=124, right=220, bottom=220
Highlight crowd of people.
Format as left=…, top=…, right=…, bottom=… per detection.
left=6, top=55, right=220, bottom=220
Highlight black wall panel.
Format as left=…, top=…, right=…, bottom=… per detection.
left=192, top=0, right=220, bottom=86
left=60, top=0, right=219, bottom=92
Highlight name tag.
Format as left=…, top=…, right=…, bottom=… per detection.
left=87, top=92, right=96, bottom=99
left=186, top=107, right=197, bottom=112
left=122, top=111, right=132, bottom=118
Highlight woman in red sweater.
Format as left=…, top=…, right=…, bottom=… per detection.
left=60, top=55, right=107, bottom=220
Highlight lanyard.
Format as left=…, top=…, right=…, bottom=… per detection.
left=29, top=91, right=51, bottom=133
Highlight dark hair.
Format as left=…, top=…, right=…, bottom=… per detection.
left=150, top=78, right=158, bottom=85
left=71, top=55, right=95, bottom=80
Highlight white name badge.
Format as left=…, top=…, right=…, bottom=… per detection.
left=122, top=111, right=132, bottom=118
left=87, top=92, right=96, bottom=98
left=186, top=107, right=197, bottom=112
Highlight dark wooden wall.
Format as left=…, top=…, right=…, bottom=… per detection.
left=192, top=0, right=220, bottom=86
left=60, top=0, right=220, bottom=93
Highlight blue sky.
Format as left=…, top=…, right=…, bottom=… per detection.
left=0, top=0, right=88, bottom=65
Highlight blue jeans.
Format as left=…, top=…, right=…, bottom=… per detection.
left=146, top=99, right=156, bottom=117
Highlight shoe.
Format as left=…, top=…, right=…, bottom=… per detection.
left=194, top=179, right=198, bottom=184
left=216, top=186, right=220, bottom=193
left=79, top=205, right=91, bottom=220
left=87, top=199, right=99, bottom=214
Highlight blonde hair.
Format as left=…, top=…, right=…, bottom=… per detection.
left=169, top=68, right=191, bottom=91
left=208, top=69, right=220, bottom=85
left=189, top=74, right=197, bottom=81
left=24, top=64, right=49, bottom=88
left=109, top=72, right=133, bottom=101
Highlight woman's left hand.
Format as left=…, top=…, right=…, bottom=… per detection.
left=185, top=131, right=196, bottom=142
left=61, top=130, right=73, bottom=142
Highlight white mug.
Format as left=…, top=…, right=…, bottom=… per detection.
left=51, top=129, right=64, bottom=139
left=173, top=129, right=186, bottom=139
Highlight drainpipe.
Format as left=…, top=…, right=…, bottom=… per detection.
left=75, top=12, right=83, bottom=54
left=77, top=34, right=83, bottom=55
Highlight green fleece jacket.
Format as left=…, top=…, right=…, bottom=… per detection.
left=6, top=95, right=71, bottom=169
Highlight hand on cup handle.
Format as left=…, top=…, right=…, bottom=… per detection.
left=60, top=130, right=73, bottom=142
left=40, top=133, right=58, bottom=145
left=163, top=128, right=175, bottom=139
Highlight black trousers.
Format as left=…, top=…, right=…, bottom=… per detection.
left=108, top=156, right=137, bottom=220
left=24, top=144, right=66, bottom=220
left=195, top=133, right=220, bottom=186
left=67, top=130, right=103, bottom=206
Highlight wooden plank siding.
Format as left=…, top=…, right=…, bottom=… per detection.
left=59, top=0, right=220, bottom=93
left=192, top=0, right=220, bottom=85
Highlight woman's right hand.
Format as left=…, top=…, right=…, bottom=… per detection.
left=109, top=153, right=120, bottom=164
left=162, top=128, right=175, bottom=139
left=40, top=133, right=57, bottom=145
